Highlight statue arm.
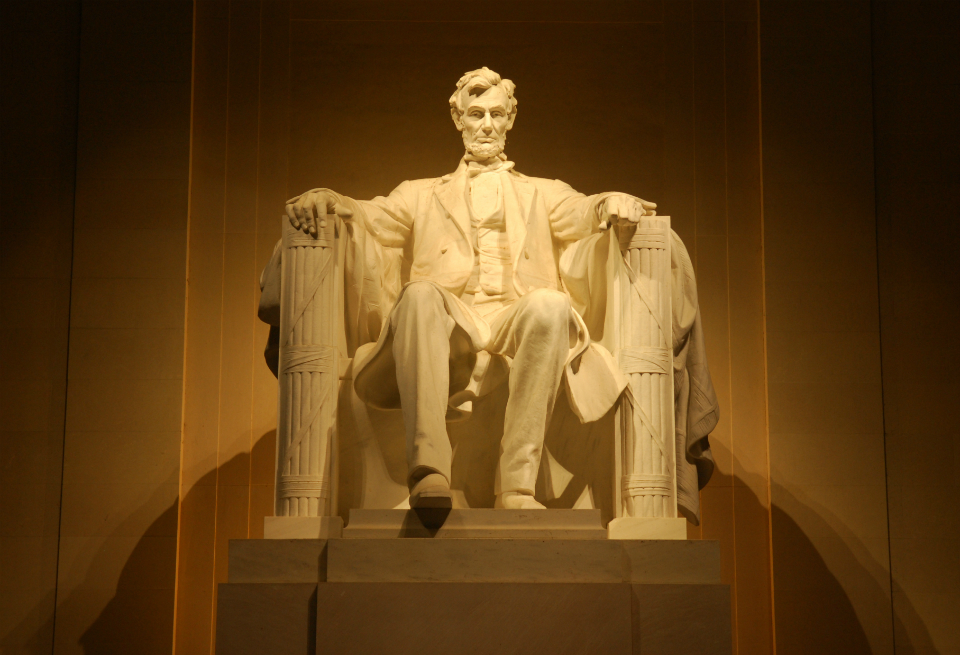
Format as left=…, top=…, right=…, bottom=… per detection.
left=539, top=179, right=605, bottom=242
left=350, top=181, right=418, bottom=249
left=284, top=182, right=417, bottom=249
left=541, top=179, right=657, bottom=242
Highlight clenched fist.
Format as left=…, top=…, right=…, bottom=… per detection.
left=599, top=194, right=657, bottom=231
left=285, top=188, right=354, bottom=237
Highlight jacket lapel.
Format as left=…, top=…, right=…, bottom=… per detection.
left=503, top=173, right=536, bottom=261
left=434, top=171, right=471, bottom=244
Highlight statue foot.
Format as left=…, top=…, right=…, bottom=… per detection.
left=495, top=491, right=546, bottom=510
left=409, top=473, right=452, bottom=509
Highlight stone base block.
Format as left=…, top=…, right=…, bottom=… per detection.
left=264, top=515, right=343, bottom=539
left=316, top=582, right=633, bottom=655
left=228, top=539, right=329, bottom=583
left=608, top=516, right=687, bottom=540
left=217, top=537, right=730, bottom=655
left=216, top=583, right=317, bottom=655
left=228, top=537, right=722, bottom=584
left=342, top=508, right=606, bottom=539
left=215, top=582, right=732, bottom=655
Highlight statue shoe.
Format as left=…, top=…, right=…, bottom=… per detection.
left=495, top=491, right=546, bottom=510
left=409, top=473, right=452, bottom=509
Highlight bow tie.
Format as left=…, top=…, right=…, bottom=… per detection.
left=463, top=153, right=516, bottom=177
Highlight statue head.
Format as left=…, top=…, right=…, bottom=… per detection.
left=449, top=67, right=517, bottom=160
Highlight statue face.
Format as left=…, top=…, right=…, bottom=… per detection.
left=459, top=85, right=514, bottom=159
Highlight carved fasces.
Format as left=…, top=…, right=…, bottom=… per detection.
left=616, top=217, right=677, bottom=519
left=276, top=218, right=339, bottom=517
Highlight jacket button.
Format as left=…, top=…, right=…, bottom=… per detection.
left=441, top=248, right=447, bottom=254
left=524, top=250, right=530, bottom=259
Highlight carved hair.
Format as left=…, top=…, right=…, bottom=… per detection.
left=448, top=67, right=518, bottom=125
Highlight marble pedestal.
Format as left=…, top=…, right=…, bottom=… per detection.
left=217, top=511, right=731, bottom=655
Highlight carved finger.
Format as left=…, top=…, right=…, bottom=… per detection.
left=294, top=199, right=313, bottom=235
left=323, top=193, right=339, bottom=215
left=285, top=203, right=300, bottom=229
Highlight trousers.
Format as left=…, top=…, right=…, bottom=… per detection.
left=391, top=281, right=575, bottom=495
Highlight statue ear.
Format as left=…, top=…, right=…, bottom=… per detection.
left=451, top=107, right=464, bottom=131
left=506, top=112, right=517, bottom=131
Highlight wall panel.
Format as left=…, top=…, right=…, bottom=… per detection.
left=759, top=1, right=892, bottom=653
left=52, top=2, right=193, bottom=654
left=873, top=2, right=960, bottom=653
left=0, top=3, right=80, bottom=653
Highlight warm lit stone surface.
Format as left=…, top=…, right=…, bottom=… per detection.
left=608, top=516, right=688, bottom=540
left=342, top=508, right=606, bottom=539
left=632, top=584, right=733, bottom=654
left=316, top=583, right=634, bottom=655
left=228, top=540, right=329, bottom=583
left=621, top=540, right=723, bottom=584
left=218, top=535, right=729, bottom=653
left=328, top=539, right=624, bottom=583
left=215, top=583, right=317, bottom=655
left=227, top=537, right=721, bottom=585
left=215, top=580, right=732, bottom=655
left=263, top=516, right=343, bottom=540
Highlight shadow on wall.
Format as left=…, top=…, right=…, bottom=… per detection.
left=707, top=441, right=937, bottom=655
left=768, top=480, right=937, bottom=655
left=0, top=474, right=179, bottom=654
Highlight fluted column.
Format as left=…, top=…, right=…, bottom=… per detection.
left=609, top=216, right=683, bottom=539
left=266, top=216, right=342, bottom=538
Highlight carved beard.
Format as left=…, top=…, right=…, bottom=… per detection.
left=464, top=134, right=505, bottom=159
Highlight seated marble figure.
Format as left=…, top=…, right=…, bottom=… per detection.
left=259, top=67, right=718, bottom=524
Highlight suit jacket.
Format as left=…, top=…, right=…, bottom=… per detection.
left=346, top=161, right=604, bottom=298
left=344, top=162, right=625, bottom=423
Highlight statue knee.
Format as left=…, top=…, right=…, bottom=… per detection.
left=523, top=289, right=571, bottom=333
left=398, top=281, right=444, bottom=312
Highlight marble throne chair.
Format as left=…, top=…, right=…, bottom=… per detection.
left=257, top=211, right=715, bottom=541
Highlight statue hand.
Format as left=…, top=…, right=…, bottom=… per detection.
left=285, top=189, right=354, bottom=237
left=598, top=194, right=657, bottom=231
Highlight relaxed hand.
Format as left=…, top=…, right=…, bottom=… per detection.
left=285, top=189, right=353, bottom=237
left=599, top=194, right=657, bottom=230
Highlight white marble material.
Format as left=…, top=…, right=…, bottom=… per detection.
left=342, top=508, right=606, bottom=539
left=263, top=516, right=342, bottom=540
left=607, top=516, right=687, bottom=540
left=226, top=535, right=722, bottom=585
left=260, top=67, right=719, bottom=528
left=274, top=219, right=339, bottom=519
left=227, top=539, right=328, bottom=583
left=328, top=539, right=623, bottom=583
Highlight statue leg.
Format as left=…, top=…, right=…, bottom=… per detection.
left=391, top=281, right=457, bottom=492
left=489, top=289, right=574, bottom=503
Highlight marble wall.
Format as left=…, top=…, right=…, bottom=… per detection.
left=51, top=3, right=192, bottom=653
left=0, top=3, right=80, bottom=652
left=759, top=2, right=892, bottom=653
left=873, top=2, right=960, bottom=653
left=1, top=1, right=193, bottom=654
